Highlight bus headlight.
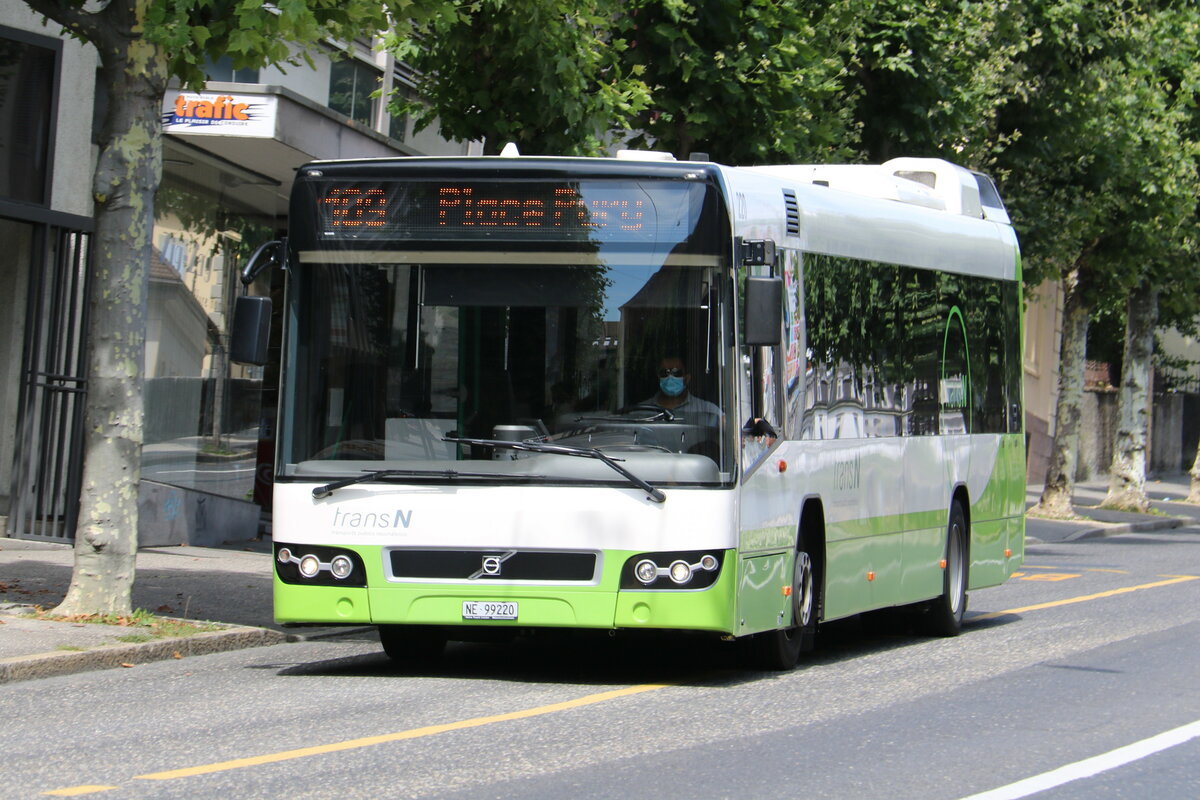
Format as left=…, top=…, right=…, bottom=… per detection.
left=634, top=559, right=659, bottom=585
left=669, top=560, right=693, bottom=584
left=298, top=554, right=321, bottom=578
left=330, top=554, right=354, bottom=580
left=275, top=544, right=366, bottom=588
left=622, top=551, right=724, bottom=590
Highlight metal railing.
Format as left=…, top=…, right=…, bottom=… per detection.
left=8, top=226, right=91, bottom=540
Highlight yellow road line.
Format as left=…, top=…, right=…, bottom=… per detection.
left=44, top=683, right=669, bottom=795
left=1022, top=565, right=1129, bottom=574
left=972, top=574, right=1200, bottom=621
left=41, top=787, right=117, bottom=797
left=136, top=682, right=669, bottom=780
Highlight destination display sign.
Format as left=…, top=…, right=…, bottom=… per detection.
left=310, top=180, right=696, bottom=243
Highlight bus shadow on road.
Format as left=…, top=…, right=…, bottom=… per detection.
left=272, top=629, right=759, bottom=687
left=805, top=610, right=1016, bottom=663
left=270, top=613, right=1006, bottom=686
left=960, top=612, right=1024, bottom=632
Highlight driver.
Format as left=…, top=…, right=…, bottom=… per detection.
left=642, top=356, right=722, bottom=429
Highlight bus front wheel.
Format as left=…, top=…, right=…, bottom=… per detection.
left=749, top=540, right=819, bottom=670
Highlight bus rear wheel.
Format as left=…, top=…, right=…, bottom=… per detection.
left=921, top=501, right=968, bottom=636
left=378, top=625, right=447, bottom=662
left=750, top=542, right=819, bottom=670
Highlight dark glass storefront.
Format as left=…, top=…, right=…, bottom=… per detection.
left=1, top=25, right=92, bottom=539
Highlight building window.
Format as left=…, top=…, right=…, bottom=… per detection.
left=388, top=110, right=407, bottom=142
left=0, top=30, right=58, bottom=205
left=387, top=83, right=414, bottom=142
left=329, top=58, right=379, bottom=127
left=204, top=55, right=260, bottom=84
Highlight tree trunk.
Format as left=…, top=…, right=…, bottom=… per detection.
left=1101, top=281, right=1158, bottom=512
left=674, top=118, right=694, bottom=161
left=1189, top=444, right=1200, bottom=504
left=53, top=11, right=168, bottom=616
left=1031, top=270, right=1089, bottom=518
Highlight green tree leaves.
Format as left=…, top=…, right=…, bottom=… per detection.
left=619, top=0, right=855, bottom=162
left=386, top=0, right=651, bottom=155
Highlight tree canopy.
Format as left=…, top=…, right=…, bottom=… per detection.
left=388, top=0, right=861, bottom=162
left=386, top=0, right=650, bottom=155
left=616, top=0, right=856, bottom=162
left=844, top=0, right=1028, bottom=166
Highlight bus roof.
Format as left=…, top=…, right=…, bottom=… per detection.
left=717, top=160, right=1020, bottom=281
left=293, top=152, right=1020, bottom=282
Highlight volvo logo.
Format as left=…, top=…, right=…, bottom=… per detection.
left=469, top=551, right=517, bottom=580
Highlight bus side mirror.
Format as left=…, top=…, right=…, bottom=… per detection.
left=231, top=295, right=272, bottom=365
left=241, top=239, right=286, bottom=286
left=744, top=276, right=783, bottom=346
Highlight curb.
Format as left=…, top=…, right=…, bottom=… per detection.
left=1063, top=517, right=1186, bottom=542
left=283, top=625, right=377, bottom=643
left=0, top=625, right=287, bottom=685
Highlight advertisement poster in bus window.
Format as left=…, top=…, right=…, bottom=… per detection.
left=785, top=255, right=802, bottom=396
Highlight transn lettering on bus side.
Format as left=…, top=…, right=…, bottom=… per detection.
left=833, top=454, right=861, bottom=492
left=436, top=186, right=646, bottom=231
left=332, top=508, right=413, bottom=531
left=321, top=187, right=389, bottom=228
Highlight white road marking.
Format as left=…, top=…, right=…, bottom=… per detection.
left=960, top=719, right=1200, bottom=799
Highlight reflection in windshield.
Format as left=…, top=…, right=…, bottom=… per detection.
left=281, top=253, right=731, bottom=486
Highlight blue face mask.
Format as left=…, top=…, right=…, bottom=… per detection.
left=659, top=375, right=686, bottom=397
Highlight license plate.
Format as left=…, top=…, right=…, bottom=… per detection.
left=462, top=601, right=518, bottom=620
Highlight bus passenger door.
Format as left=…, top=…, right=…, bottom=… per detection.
left=735, top=249, right=792, bottom=635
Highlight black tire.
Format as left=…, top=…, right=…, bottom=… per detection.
left=922, top=501, right=968, bottom=636
left=750, top=540, right=819, bottom=670
left=378, top=625, right=447, bottom=662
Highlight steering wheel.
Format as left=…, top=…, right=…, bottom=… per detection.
left=616, top=404, right=676, bottom=422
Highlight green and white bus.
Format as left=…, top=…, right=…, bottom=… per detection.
left=233, top=150, right=1025, bottom=669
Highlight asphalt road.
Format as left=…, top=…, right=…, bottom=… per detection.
left=4, top=526, right=1199, bottom=800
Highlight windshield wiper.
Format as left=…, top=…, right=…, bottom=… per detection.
left=312, top=468, right=542, bottom=499
left=443, top=436, right=666, bottom=503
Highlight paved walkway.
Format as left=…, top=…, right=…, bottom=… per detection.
left=2, top=473, right=1197, bottom=683
left=0, top=538, right=293, bottom=683
left=1026, top=473, right=1200, bottom=542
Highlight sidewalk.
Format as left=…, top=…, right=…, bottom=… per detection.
left=2, top=473, right=1196, bottom=683
left=1025, top=472, right=1200, bottom=543
left=0, top=536, right=328, bottom=684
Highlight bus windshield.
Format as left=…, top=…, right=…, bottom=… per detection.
left=279, top=178, right=732, bottom=487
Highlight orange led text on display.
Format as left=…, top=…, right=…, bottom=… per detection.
left=436, top=187, right=646, bottom=231
left=321, top=188, right=389, bottom=228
